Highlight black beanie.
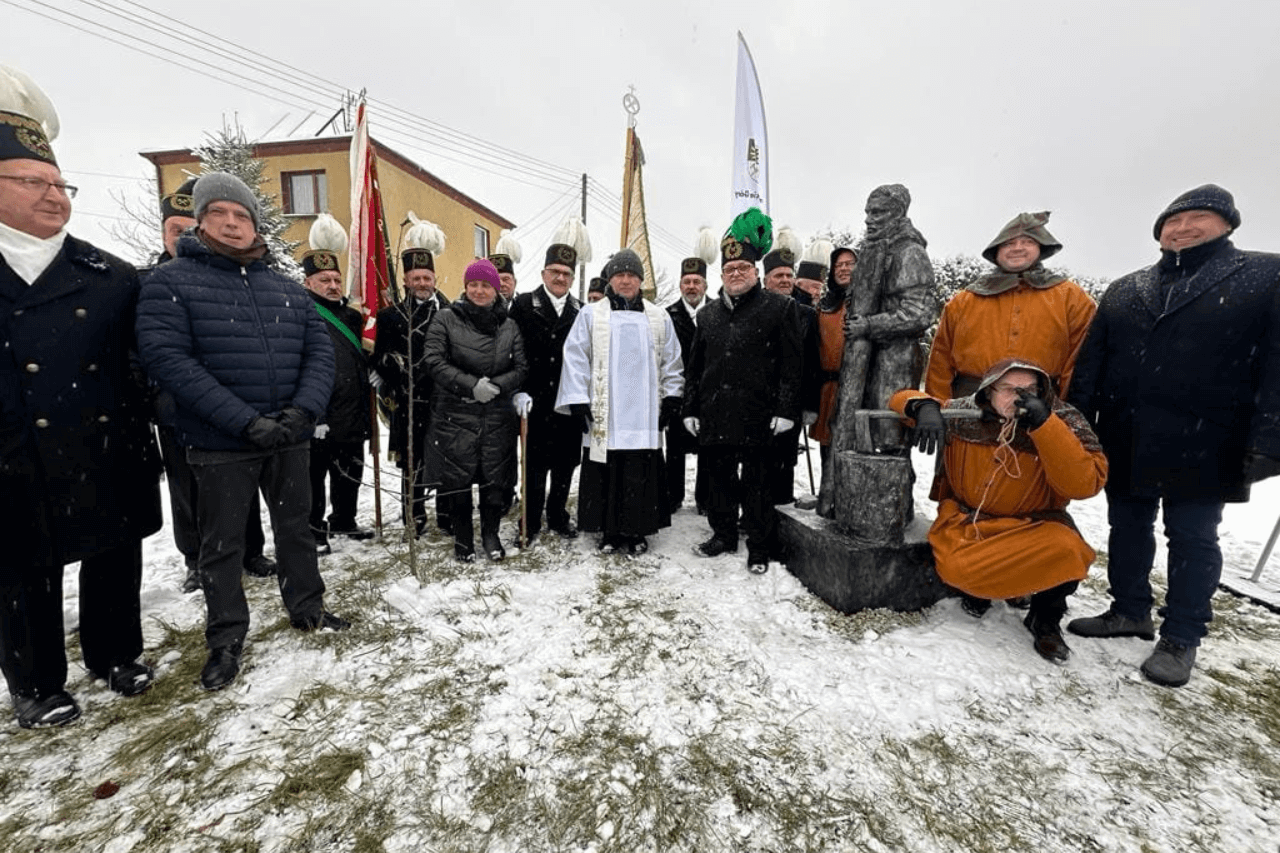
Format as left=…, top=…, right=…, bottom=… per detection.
left=1153, top=184, right=1241, bottom=240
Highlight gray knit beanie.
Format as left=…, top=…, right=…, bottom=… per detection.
left=193, top=172, right=260, bottom=229
left=602, top=248, right=645, bottom=283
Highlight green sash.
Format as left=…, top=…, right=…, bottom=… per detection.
left=314, top=302, right=363, bottom=352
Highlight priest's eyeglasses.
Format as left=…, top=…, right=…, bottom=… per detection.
left=0, top=175, right=79, bottom=199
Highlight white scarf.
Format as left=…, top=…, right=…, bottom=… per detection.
left=546, top=288, right=568, bottom=316
left=681, top=296, right=706, bottom=325
left=0, top=219, right=67, bottom=285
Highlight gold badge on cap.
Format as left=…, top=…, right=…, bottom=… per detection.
left=315, top=253, right=337, bottom=270
left=555, top=246, right=576, bottom=265
left=681, top=258, right=700, bottom=275
left=721, top=237, right=743, bottom=260
left=170, top=193, right=194, bottom=212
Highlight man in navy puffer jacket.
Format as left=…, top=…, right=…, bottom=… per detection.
left=137, top=172, right=348, bottom=692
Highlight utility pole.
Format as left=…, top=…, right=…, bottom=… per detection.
left=579, top=172, right=588, bottom=301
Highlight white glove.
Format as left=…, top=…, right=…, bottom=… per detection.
left=801, top=410, right=818, bottom=427
left=473, top=377, right=500, bottom=404
left=770, top=417, right=795, bottom=435
left=313, top=424, right=330, bottom=439
left=513, top=392, right=533, bottom=418
left=368, top=370, right=384, bottom=391
left=683, top=417, right=700, bottom=437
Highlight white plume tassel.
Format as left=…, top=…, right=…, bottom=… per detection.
left=552, top=217, right=592, bottom=265
left=693, top=226, right=718, bottom=265
left=404, top=211, right=446, bottom=255
left=775, top=226, right=803, bottom=259
left=0, top=64, right=60, bottom=140
left=804, top=237, right=835, bottom=265
left=493, top=229, right=522, bottom=262
left=309, top=213, right=348, bottom=254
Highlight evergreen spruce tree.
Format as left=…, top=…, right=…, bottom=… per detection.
left=191, top=121, right=302, bottom=279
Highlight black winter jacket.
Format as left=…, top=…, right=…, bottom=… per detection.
left=137, top=233, right=334, bottom=451
left=372, top=292, right=446, bottom=464
left=509, top=285, right=582, bottom=468
left=423, top=297, right=528, bottom=493
left=683, top=283, right=803, bottom=446
left=310, top=291, right=370, bottom=442
left=1068, top=237, right=1280, bottom=501
left=1, top=235, right=162, bottom=563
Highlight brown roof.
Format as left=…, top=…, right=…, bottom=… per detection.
left=140, top=135, right=515, bottom=229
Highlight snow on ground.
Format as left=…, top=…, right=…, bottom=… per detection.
left=1, top=438, right=1279, bottom=852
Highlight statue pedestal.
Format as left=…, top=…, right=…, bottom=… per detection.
left=780, top=451, right=948, bottom=613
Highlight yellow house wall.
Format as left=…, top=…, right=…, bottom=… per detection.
left=154, top=147, right=510, bottom=301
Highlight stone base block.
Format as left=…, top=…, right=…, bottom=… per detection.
left=778, top=504, right=948, bottom=614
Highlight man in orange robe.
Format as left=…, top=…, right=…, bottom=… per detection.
left=891, top=358, right=1108, bottom=662
left=925, top=212, right=1096, bottom=400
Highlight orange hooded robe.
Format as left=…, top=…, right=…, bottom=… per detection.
left=891, top=360, right=1107, bottom=599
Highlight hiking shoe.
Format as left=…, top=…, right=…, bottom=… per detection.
left=961, top=595, right=992, bottom=619
left=200, top=643, right=242, bottom=691
left=244, top=554, right=277, bottom=578
left=106, top=661, right=154, bottom=697
left=291, top=611, right=352, bottom=632
left=693, top=536, right=738, bottom=558
left=12, top=690, right=81, bottom=729
left=1066, top=608, right=1155, bottom=640
left=1140, top=638, right=1197, bottom=687
left=1023, top=613, right=1071, bottom=663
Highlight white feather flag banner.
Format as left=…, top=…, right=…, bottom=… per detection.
left=731, top=32, right=768, bottom=217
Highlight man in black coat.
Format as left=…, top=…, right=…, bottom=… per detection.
left=372, top=247, right=447, bottom=536
left=0, top=112, right=162, bottom=727
left=301, top=246, right=372, bottom=549
left=138, top=172, right=347, bottom=692
left=664, top=256, right=710, bottom=513
left=150, top=179, right=273, bottom=591
left=684, top=214, right=803, bottom=573
left=1067, top=184, right=1280, bottom=688
left=509, top=242, right=583, bottom=541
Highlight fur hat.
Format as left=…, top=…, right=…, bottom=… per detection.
left=797, top=237, right=834, bottom=283
left=489, top=229, right=521, bottom=275
left=721, top=207, right=773, bottom=265
left=301, top=213, right=348, bottom=277
left=194, top=172, right=260, bottom=229
left=402, top=212, right=445, bottom=272
left=762, top=225, right=801, bottom=274
left=546, top=216, right=592, bottom=270
left=982, top=211, right=1062, bottom=265
left=681, top=226, right=718, bottom=279
left=0, top=65, right=58, bottom=165
left=1153, top=184, right=1240, bottom=240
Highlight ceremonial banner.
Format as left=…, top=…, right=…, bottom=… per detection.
left=619, top=126, right=656, bottom=300
left=731, top=31, right=769, bottom=216
left=347, top=97, right=395, bottom=349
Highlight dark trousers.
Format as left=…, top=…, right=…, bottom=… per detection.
left=448, top=483, right=508, bottom=547
left=190, top=447, right=326, bottom=650
left=1106, top=494, right=1224, bottom=646
left=0, top=540, right=143, bottom=696
left=1027, top=580, right=1080, bottom=626
left=523, top=454, right=576, bottom=535
left=159, top=425, right=265, bottom=568
left=309, top=438, right=365, bottom=531
left=664, top=444, right=710, bottom=512
left=703, top=445, right=777, bottom=557
left=765, top=424, right=804, bottom=505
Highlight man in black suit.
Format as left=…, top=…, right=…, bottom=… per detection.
left=664, top=256, right=710, bottom=512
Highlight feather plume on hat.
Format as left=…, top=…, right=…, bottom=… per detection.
left=775, top=226, right=803, bottom=260
left=693, top=226, right=718, bottom=266
left=726, top=207, right=773, bottom=255
left=493, top=229, right=523, bottom=263
left=308, top=213, right=348, bottom=254
left=404, top=211, right=446, bottom=255
left=0, top=64, right=59, bottom=140
left=803, top=237, right=834, bottom=266
left=552, top=216, right=592, bottom=264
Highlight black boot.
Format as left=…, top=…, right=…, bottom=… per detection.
left=480, top=506, right=505, bottom=561
left=453, top=514, right=476, bottom=562
left=181, top=560, right=201, bottom=593
left=201, top=641, right=243, bottom=691
left=1023, top=612, right=1071, bottom=663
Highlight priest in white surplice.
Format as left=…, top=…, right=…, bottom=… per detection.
left=555, top=249, right=684, bottom=554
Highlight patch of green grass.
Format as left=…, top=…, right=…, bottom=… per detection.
left=267, top=749, right=365, bottom=810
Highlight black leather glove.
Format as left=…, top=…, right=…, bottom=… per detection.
left=244, top=415, right=289, bottom=450
left=569, top=403, right=593, bottom=433
left=659, top=396, right=682, bottom=431
left=278, top=406, right=315, bottom=443
left=1244, top=451, right=1280, bottom=484
left=1014, top=389, right=1050, bottom=430
left=906, top=399, right=945, bottom=457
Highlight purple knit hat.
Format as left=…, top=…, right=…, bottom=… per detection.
left=465, top=258, right=502, bottom=291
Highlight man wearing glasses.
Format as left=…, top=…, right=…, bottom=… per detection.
left=683, top=209, right=803, bottom=574
left=509, top=241, right=583, bottom=543
left=0, top=99, right=162, bottom=727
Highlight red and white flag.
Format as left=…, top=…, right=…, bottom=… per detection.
left=347, top=97, right=395, bottom=349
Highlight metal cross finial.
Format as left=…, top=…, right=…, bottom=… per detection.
left=623, top=86, right=640, bottom=128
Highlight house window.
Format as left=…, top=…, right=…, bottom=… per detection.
left=474, top=225, right=490, bottom=258
left=281, top=170, right=328, bottom=215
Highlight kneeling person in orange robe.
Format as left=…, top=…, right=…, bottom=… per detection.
left=890, top=358, right=1108, bottom=662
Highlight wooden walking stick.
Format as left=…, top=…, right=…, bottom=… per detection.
left=519, top=412, right=529, bottom=550
left=803, top=425, right=817, bottom=496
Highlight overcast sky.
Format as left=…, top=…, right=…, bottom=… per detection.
left=5, top=0, right=1279, bottom=285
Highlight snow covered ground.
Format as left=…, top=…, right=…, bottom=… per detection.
left=2, top=438, right=1278, bottom=852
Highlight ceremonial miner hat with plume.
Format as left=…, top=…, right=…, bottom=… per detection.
left=680, top=227, right=718, bottom=279
left=0, top=65, right=59, bottom=165
left=301, top=213, right=349, bottom=277
left=721, top=207, right=773, bottom=265
left=402, top=212, right=445, bottom=272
